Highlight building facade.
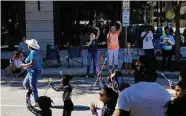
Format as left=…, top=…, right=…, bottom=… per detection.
left=2, top=1, right=186, bottom=50
left=1, top=1, right=122, bottom=50
left=25, top=1, right=54, bottom=50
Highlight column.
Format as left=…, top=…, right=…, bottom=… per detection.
left=25, top=1, right=54, bottom=51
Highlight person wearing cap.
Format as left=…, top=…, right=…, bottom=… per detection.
left=21, top=39, right=42, bottom=107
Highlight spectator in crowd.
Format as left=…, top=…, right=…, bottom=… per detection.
left=174, top=80, right=186, bottom=98
left=106, top=70, right=126, bottom=92
left=22, top=39, right=42, bottom=107
left=141, top=26, right=155, bottom=57
left=160, top=26, right=175, bottom=72
left=107, top=21, right=122, bottom=73
left=123, top=42, right=133, bottom=75
left=18, top=36, right=30, bottom=57
left=9, top=51, right=26, bottom=75
left=90, top=87, right=118, bottom=116
left=86, top=27, right=100, bottom=78
left=26, top=88, right=53, bottom=116
left=113, top=55, right=171, bottom=116
left=165, top=80, right=186, bottom=116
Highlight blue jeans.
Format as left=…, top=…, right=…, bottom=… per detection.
left=87, top=52, right=98, bottom=75
left=23, top=70, right=42, bottom=102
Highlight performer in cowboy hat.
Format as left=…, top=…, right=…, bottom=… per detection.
left=21, top=39, right=42, bottom=107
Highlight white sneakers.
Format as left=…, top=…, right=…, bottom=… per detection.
left=32, top=102, right=38, bottom=107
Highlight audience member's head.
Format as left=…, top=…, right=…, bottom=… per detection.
left=110, top=24, right=117, bottom=33
left=61, top=74, right=73, bottom=86
left=175, top=80, right=186, bottom=98
left=164, top=26, right=170, bottom=35
left=165, top=84, right=186, bottom=116
left=89, top=33, right=96, bottom=40
left=134, top=55, right=157, bottom=83
left=144, top=25, right=150, bottom=32
left=22, top=36, right=27, bottom=42
left=38, top=96, right=53, bottom=110
left=13, top=51, right=21, bottom=59
left=99, top=87, right=118, bottom=107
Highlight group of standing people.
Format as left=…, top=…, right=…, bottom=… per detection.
left=86, top=21, right=122, bottom=77
left=87, top=22, right=176, bottom=77
left=17, top=21, right=182, bottom=116
left=141, top=25, right=175, bottom=71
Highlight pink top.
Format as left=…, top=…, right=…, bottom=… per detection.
left=107, top=32, right=119, bottom=50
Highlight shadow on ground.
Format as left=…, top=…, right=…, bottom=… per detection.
left=51, top=105, right=91, bottom=111
left=1, top=76, right=101, bottom=95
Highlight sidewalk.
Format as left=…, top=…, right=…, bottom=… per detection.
left=1, top=48, right=181, bottom=77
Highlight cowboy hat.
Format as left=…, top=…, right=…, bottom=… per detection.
left=25, top=39, right=40, bottom=50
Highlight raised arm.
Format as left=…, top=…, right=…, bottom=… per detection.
left=141, top=32, right=148, bottom=40
left=87, top=40, right=93, bottom=47
left=106, top=33, right=111, bottom=43
left=116, top=21, right=122, bottom=35
left=94, top=27, right=100, bottom=40
left=50, top=83, right=63, bottom=91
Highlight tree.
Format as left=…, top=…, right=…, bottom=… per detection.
left=172, top=1, right=182, bottom=62
left=130, top=1, right=148, bottom=24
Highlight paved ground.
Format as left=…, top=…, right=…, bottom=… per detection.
left=1, top=75, right=176, bottom=116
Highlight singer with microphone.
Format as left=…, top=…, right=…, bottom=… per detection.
left=86, top=26, right=100, bottom=78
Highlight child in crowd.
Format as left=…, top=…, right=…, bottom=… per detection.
left=9, top=51, right=26, bottom=75
left=99, top=70, right=130, bottom=92
left=123, top=43, right=133, bottom=74
left=26, top=88, right=53, bottom=116
left=107, top=70, right=128, bottom=92
left=90, top=87, right=118, bottom=116
left=50, top=74, right=74, bottom=116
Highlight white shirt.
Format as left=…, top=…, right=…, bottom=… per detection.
left=116, top=82, right=171, bottom=116
left=141, top=31, right=154, bottom=49
left=13, top=59, right=23, bottom=68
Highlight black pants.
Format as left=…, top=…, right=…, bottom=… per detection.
left=63, top=100, right=74, bottom=116
left=162, top=49, right=172, bottom=71
left=144, top=49, right=154, bottom=57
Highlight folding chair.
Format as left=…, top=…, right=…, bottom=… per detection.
left=43, top=44, right=61, bottom=68
left=66, top=46, right=83, bottom=68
